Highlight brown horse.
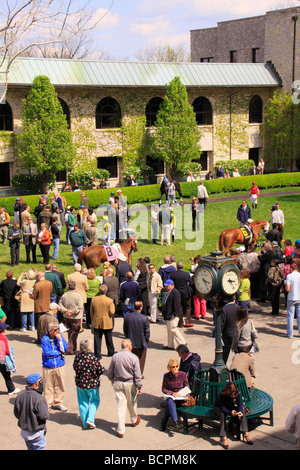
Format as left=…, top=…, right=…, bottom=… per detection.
left=78, top=236, right=138, bottom=269
left=219, top=220, right=270, bottom=256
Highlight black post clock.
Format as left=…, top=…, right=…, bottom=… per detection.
left=194, top=251, right=241, bottom=380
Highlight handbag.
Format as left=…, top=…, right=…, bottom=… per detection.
left=181, top=396, right=196, bottom=407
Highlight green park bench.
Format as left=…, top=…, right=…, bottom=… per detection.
left=177, top=369, right=274, bottom=435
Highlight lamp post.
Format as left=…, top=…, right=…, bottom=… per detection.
left=193, top=250, right=241, bottom=381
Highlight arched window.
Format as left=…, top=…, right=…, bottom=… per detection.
left=192, top=97, right=213, bottom=125
left=58, top=98, right=71, bottom=129
left=249, top=95, right=263, bottom=123
left=0, top=102, right=13, bottom=131
left=145, top=97, right=163, bottom=127
left=96, top=97, right=122, bottom=129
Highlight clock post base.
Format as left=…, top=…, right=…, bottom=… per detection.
left=209, top=364, right=230, bottom=383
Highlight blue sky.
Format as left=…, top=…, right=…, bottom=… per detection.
left=89, top=0, right=296, bottom=60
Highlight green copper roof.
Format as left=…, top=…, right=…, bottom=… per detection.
left=3, top=57, right=281, bottom=88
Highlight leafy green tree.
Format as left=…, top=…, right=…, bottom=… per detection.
left=261, top=90, right=300, bottom=171
left=17, top=75, right=76, bottom=190
left=153, top=76, right=201, bottom=179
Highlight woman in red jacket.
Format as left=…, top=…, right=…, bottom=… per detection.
left=37, top=222, right=51, bottom=264
left=0, top=323, right=19, bottom=395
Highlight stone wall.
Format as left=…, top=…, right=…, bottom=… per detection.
left=0, top=84, right=276, bottom=189
left=265, top=7, right=300, bottom=92
left=191, top=15, right=265, bottom=63
left=190, top=6, right=300, bottom=90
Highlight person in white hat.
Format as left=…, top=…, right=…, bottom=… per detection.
left=116, top=254, right=133, bottom=285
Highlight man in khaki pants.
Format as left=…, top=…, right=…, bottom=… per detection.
left=107, top=339, right=143, bottom=438
left=147, top=264, right=163, bottom=323
left=41, top=322, right=68, bottom=411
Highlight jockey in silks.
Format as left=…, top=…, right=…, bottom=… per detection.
left=250, top=181, right=260, bottom=209
left=102, top=216, right=112, bottom=246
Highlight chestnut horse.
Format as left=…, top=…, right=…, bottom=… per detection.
left=219, top=220, right=269, bottom=256
left=78, top=236, right=138, bottom=269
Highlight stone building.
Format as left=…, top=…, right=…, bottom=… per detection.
left=0, top=57, right=280, bottom=192
left=190, top=6, right=300, bottom=91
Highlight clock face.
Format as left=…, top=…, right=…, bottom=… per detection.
left=220, top=268, right=240, bottom=295
left=194, top=267, right=214, bottom=295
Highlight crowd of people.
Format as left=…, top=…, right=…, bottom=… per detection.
left=0, top=181, right=300, bottom=449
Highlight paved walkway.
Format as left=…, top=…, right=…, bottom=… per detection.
left=1, top=296, right=299, bottom=452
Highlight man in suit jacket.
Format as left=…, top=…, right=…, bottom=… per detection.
left=30, top=272, right=53, bottom=343
left=123, top=301, right=150, bottom=374
left=116, top=256, right=133, bottom=284
left=221, top=297, right=239, bottom=363
left=23, top=217, right=38, bottom=264
left=90, top=284, right=115, bottom=359
left=119, top=272, right=141, bottom=317
left=103, top=268, right=119, bottom=306
left=170, top=262, right=194, bottom=327
left=162, top=280, right=186, bottom=350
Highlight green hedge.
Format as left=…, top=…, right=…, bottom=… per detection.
left=1, top=172, right=300, bottom=215
left=180, top=172, right=300, bottom=198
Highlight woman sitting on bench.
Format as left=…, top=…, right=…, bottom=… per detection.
left=214, top=382, right=253, bottom=449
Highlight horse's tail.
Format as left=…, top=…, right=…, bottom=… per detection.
left=78, top=247, right=87, bottom=266
left=219, top=231, right=225, bottom=251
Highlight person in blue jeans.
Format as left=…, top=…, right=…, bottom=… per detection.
left=51, top=218, right=60, bottom=260
left=285, top=264, right=300, bottom=338
left=160, top=358, right=190, bottom=431
left=73, top=338, right=104, bottom=429
left=14, top=373, right=49, bottom=450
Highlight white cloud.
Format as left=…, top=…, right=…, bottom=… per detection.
left=93, top=8, right=121, bottom=30
left=137, top=0, right=187, bottom=17
left=182, top=0, right=280, bottom=19
left=130, top=16, right=171, bottom=36
left=147, top=32, right=190, bottom=48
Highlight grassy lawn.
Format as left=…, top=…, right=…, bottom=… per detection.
left=0, top=191, right=299, bottom=281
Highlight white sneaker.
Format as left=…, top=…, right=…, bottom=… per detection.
left=52, top=404, right=67, bottom=411
left=8, top=388, right=20, bottom=395
left=20, top=328, right=26, bottom=332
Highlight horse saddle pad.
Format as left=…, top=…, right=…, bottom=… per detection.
left=240, top=225, right=253, bottom=244
left=103, top=245, right=118, bottom=262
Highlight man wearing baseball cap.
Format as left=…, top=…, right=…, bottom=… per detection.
left=14, top=373, right=49, bottom=450
left=161, top=280, right=186, bottom=350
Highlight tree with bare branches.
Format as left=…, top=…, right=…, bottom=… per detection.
left=136, top=42, right=190, bottom=63
left=0, top=0, right=113, bottom=100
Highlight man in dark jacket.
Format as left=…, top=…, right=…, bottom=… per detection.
left=119, top=272, right=141, bottom=317
left=0, top=270, right=19, bottom=329
left=221, top=297, right=239, bottom=364
left=116, top=254, right=133, bottom=284
left=14, top=373, right=49, bottom=450
left=170, top=262, right=194, bottom=327
left=258, top=242, right=275, bottom=302
left=103, top=268, right=120, bottom=306
left=123, top=301, right=150, bottom=374
left=158, top=256, right=176, bottom=305
left=162, top=280, right=186, bottom=350
left=237, top=200, right=251, bottom=227
left=176, top=344, right=202, bottom=389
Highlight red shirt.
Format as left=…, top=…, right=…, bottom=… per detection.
left=0, top=333, right=9, bottom=361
